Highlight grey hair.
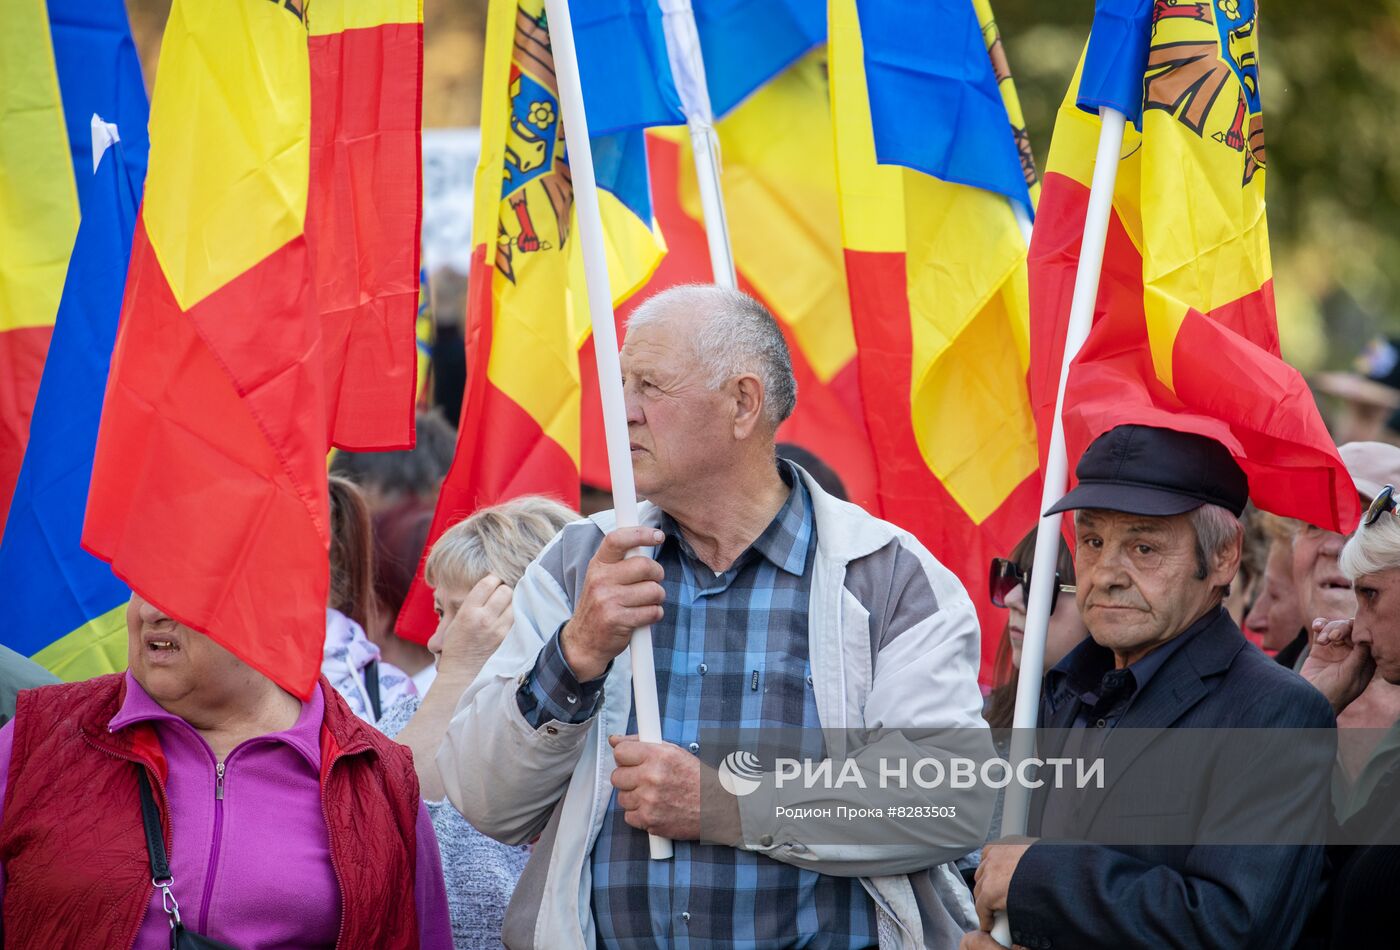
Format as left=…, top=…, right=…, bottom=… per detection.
left=1340, top=512, right=1400, bottom=580
left=424, top=495, right=578, bottom=591
left=626, top=284, right=797, bottom=427
left=1189, top=503, right=1245, bottom=584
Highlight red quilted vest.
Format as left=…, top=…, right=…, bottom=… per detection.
left=0, top=674, right=423, bottom=949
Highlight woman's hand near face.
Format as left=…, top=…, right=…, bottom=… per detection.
left=437, top=575, right=513, bottom=678
left=398, top=575, right=514, bottom=802
left=1301, top=617, right=1376, bottom=715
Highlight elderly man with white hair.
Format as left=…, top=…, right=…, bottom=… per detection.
left=439, top=284, right=993, bottom=948
left=1300, top=485, right=1400, bottom=946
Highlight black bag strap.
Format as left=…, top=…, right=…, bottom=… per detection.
left=137, top=767, right=242, bottom=950
left=364, top=658, right=382, bottom=721
left=137, top=767, right=171, bottom=883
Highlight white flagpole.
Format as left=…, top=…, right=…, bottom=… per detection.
left=542, top=0, right=672, bottom=861
left=1011, top=200, right=1033, bottom=248
left=990, top=106, right=1126, bottom=947
left=657, top=0, right=737, bottom=289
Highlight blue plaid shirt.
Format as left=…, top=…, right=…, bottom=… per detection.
left=518, top=463, right=877, bottom=948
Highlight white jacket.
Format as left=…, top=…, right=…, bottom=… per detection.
left=440, top=469, right=993, bottom=948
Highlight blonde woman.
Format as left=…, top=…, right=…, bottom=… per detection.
left=376, top=495, right=576, bottom=949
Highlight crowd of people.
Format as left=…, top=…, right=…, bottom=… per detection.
left=3, top=283, right=1400, bottom=948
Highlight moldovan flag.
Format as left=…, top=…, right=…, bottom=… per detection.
left=1029, top=0, right=1358, bottom=531
left=309, top=0, right=424, bottom=450
left=85, top=0, right=327, bottom=699
left=398, top=0, right=671, bottom=640
left=831, top=0, right=1042, bottom=671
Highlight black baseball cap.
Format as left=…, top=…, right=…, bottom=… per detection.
left=1045, top=424, right=1248, bottom=518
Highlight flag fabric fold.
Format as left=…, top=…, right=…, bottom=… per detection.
left=309, top=0, right=426, bottom=452
left=831, top=0, right=1042, bottom=675
left=398, top=0, right=667, bottom=641
left=0, top=119, right=141, bottom=680
left=85, top=0, right=325, bottom=698
left=1028, top=0, right=1358, bottom=533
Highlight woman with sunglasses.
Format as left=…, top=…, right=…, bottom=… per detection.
left=957, top=526, right=1088, bottom=887
left=1297, top=483, right=1400, bottom=947
left=983, top=527, right=1088, bottom=732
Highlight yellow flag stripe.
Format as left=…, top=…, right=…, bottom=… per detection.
left=831, top=0, right=1037, bottom=524
left=673, top=51, right=857, bottom=384
left=308, top=0, right=423, bottom=35
left=32, top=603, right=128, bottom=682
left=143, top=0, right=310, bottom=311
left=0, top=0, right=79, bottom=333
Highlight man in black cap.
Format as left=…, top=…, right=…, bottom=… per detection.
left=962, top=424, right=1336, bottom=950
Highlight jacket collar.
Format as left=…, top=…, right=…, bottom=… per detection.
left=615, top=461, right=897, bottom=567
left=106, top=671, right=325, bottom=773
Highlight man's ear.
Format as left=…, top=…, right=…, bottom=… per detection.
left=731, top=373, right=766, bottom=440
left=1210, top=533, right=1245, bottom=590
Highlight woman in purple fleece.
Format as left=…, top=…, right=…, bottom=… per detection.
left=0, top=592, right=452, bottom=949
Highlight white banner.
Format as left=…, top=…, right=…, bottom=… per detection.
left=421, top=127, right=481, bottom=275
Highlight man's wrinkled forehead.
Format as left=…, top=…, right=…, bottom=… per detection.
left=1076, top=508, right=1184, bottom=539
left=622, top=312, right=702, bottom=373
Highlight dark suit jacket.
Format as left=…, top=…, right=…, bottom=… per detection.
left=1005, top=609, right=1336, bottom=950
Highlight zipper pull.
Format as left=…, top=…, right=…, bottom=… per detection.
left=216, top=761, right=225, bottom=800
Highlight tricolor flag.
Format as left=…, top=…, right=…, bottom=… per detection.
left=0, top=0, right=148, bottom=535
left=0, top=119, right=141, bottom=680
left=1029, top=0, right=1358, bottom=532
left=399, top=0, right=673, bottom=640
left=0, top=0, right=149, bottom=679
left=85, top=0, right=424, bottom=698
left=831, top=0, right=1042, bottom=672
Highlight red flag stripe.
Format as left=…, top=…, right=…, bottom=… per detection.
left=846, top=247, right=1041, bottom=679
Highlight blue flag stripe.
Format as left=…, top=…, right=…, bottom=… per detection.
left=1076, top=0, right=1156, bottom=124
left=694, top=0, right=826, bottom=118
left=48, top=0, right=150, bottom=202
left=0, top=134, right=140, bottom=656
left=573, top=0, right=684, bottom=135
left=856, top=0, right=1031, bottom=212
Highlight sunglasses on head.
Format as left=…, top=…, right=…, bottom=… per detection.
left=989, top=557, right=1077, bottom=613
left=1364, top=484, right=1399, bottom=527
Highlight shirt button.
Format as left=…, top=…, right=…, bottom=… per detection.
left=1095, top=718, right=1108, bottom=728
left=681, top=912, right=691, bottom=922
left=805, top=674, right=813, bottom=686
left=545, top=726, right=559, bottom=735
left=688, top=742, right=700, bottom=754
left=566, top=693, right=578, bottom=705
left=760, top=834, right=774, bottom=847
left=697, top=663, right=708, bottom=675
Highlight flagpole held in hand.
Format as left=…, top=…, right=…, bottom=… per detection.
left=541, top=0, right=673, bottom=862
left=990, top=106, right=1126, bottom=947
